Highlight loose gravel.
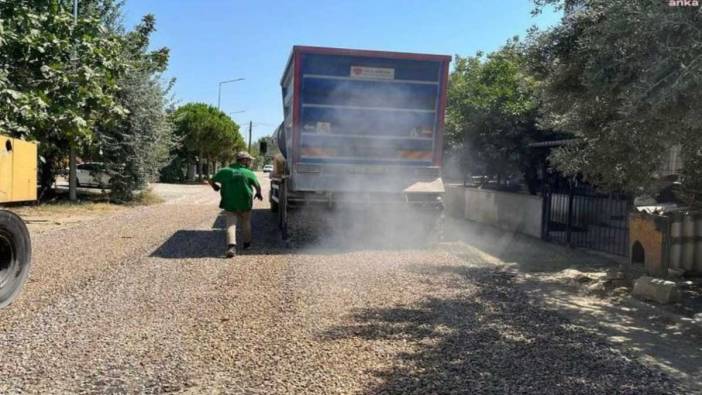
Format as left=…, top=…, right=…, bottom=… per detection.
left=0, top=184, right=683, bottom=393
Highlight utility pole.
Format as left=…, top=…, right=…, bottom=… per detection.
left=69, top=0, right=79, bottom=202
left=248, top=121, right=253, bottom=152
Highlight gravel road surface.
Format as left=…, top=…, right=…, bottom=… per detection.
left=0, top=180, right=683, bottom=393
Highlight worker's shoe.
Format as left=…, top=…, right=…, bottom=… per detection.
left=243, top=242, right=251, bottom=250
left=225, top=244, right=237, bottom=258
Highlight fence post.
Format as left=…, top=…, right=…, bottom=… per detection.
left=566, top=183, right=574, bottom=246
left=541, top=185, right=550, bottom=240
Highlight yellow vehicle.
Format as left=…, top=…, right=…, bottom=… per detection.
left=0, top=135, right=37, bottom=308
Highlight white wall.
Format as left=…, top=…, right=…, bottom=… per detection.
left=444, top=184, right=466, bottom=218
left=465, top=188, right=543, bottom=237
left=463, top=188, right=543, bottom=238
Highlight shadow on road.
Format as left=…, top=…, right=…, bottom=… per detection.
left=322, top=265, right=681, bottom=393
left=150, top=230, right=226, bottom=259
left=151, top=207, right=287, bottom=259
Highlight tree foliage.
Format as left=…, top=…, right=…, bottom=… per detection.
left=93, top=11, right=174, bottom=201
left=0, top=0, right=129, bottom=195
left=170, top=103, right=245, bottom=180
left=0, top=0, right=175, bottom=201
left=250, top=135, right=280, bottom=169
left=97, top=71, right=176, bottom=201
left=446, top=39, right=566, bottom=193
left=528, top=0, right=702, bottom=203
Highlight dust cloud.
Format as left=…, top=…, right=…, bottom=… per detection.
left=288, top=202, right=444, bottom=252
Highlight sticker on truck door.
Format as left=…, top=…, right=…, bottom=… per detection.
left=350, top=66, right=395, bottom=80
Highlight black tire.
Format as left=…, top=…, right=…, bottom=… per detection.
left=270, top=199, right=279, bottom=213
left=0, top=210, right=32, bottom=308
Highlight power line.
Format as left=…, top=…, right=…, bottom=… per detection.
left=232, top=120, right=276, bottom=128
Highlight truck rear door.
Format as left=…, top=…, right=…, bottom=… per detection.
left=296, top=52, right=447, bottom=167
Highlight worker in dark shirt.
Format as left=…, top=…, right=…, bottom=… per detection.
left=209, top=151, right=262, bottom=258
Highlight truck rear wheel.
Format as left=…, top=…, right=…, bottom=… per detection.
left=269, top=180, right=279, bottom=212
left=0, top=210, right=32, bottom=308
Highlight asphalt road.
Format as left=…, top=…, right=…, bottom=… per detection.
left=0, top=178, right=683, bottom=393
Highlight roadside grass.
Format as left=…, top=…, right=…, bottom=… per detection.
left=40, top=185, right=165, bottom=208
left=9, top=186, right=165, bottom=231
left=10, top=202, right=124, bottom=231
left=11, top=200, right=122, bottom=217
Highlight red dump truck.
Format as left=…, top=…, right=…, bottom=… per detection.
left=269, top=46, right=451, bottom=239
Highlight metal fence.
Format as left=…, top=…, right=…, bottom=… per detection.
left=542, top=184, right=631, bottom=257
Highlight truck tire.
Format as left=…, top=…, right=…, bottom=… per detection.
left=0, top=210, right=32, bottom=308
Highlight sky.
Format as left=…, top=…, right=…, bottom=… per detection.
left=122, top=1, right=562, bottom=143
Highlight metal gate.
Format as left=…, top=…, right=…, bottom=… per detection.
left=542, top=183, right=631, bottom=257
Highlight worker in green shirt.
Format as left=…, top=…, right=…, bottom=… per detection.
left=209, top=151, right=263, bottom=258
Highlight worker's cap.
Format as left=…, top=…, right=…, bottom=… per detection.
left=236, top=151, right=255, bottom=160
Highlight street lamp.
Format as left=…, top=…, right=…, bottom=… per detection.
left=217, top=78, right=244, bottom=109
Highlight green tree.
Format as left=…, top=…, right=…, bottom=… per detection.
left=0, top=0, right=129, bottom=199
left=529, top=0, right=702, bottom=204
left=92, top=12, right=174, bottom=201
left=250, top=135, right=280, bottom=169
left=1, top=1, right=175, bottom=202
left=95, top=71, right=176, bottom=201
left=170, top=103, right=245, bottom=181
left=446, top=39, right=566, bottom=193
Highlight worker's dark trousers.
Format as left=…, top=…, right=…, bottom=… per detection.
left=223, top=210, right=252, bottom=246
